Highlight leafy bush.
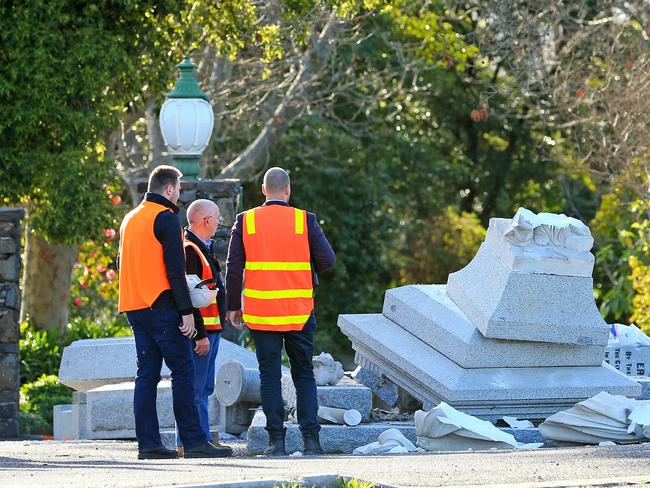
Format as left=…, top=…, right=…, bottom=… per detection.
left=20, top=374, right=72, bottom=431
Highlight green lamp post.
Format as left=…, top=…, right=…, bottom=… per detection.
left=159, top=57, right=214, bottom=179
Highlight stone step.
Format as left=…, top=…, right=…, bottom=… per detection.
left=446, top=244, right=609, bottom=346
left=59, top=337, right=259, bottom=392
left=338, top=313, right=640, bottom=419
left=246, top=411, right=545, bottom=454
left=383, top=284, right=604, bottom=368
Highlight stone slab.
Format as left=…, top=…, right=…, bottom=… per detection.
left=85, top=381, right=175, bottom=438
left=59, top=337, right=259, bottom=392
left=446, top=243, right=609, bottom=345
left=84, top=380, right=252, bottom=439
left=605, top=346, right=650, bottom=376
left=246, top=411, right=545, bottom=454
left=485, top=217, right=594, bottom=277
left=338, top=314, right=640, bottom=417
left=53, top=404, right=75, bottom=440
left=383, top=285, right=604, bottom=368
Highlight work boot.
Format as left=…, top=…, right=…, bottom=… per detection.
left=177, top=446, right=184, bottom=458
left=302, top=432, right=323, bottom=455
left=209, top=439, right=233, bottom=454
left=184, top=442, right=232, bottom=458
left=138, top=445, right=179, bottom=460
left=264, top=431, right=286, bottom=456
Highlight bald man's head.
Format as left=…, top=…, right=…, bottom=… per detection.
left=262, top=167, right=291, bottom=202
left=187, top=199, right=221, bottom=240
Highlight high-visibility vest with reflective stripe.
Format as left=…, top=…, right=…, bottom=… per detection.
left=241, top=205, right=313, bottom=331
left=118, top=201, right=174, bottom=312
left=184, top=240, right=221, bottom=331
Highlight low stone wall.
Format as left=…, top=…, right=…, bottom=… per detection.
left=0, top=208, right=24, bottom=438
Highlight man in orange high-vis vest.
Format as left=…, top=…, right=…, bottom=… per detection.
left=118, top=165, right=230, bottom=460
left=226, top=167, right=336, bottom=456
left=174, top=199, right=231, bottom=456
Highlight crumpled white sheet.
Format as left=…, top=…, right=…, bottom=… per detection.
left=414, top=402, right=537, bottom=451
left=352, top=428, right=422, bottom=455
left=540, top=391, right=650, bottom=444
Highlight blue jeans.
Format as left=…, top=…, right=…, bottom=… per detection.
left=175, top=332, right=221, bottom=446
left=249, top=314, right=320, bottom=436
left=127, top=308, right=207, bottom=451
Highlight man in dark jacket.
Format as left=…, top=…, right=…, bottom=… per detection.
left=175, top=199, right=231, bottom=456
left=118, top=165, right=230, bottom=459
left=225, top=167, right=336, bottom=456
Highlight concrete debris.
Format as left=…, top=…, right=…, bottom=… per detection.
left=539, top=391, right=648, bottom=444
left=352, top=428, right=421, bottom=455
left=415, top=403, right=518, bottom=451
left=313, top=353, right=344, bottom=386
left=503, top=416, right=535, bottom=429
left=318, top=406, right=362, bottom=426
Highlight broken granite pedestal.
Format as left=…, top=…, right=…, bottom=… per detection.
left=339, top=209, right=640, bottom=421
left=55, top=337, right=260, bottom=440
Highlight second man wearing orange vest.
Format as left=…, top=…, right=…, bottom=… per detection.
left=175, top=199, right=232, bottom=457
left=226, top=167, right=336, bottom=456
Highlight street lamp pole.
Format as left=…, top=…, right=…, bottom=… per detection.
left=159, top=57, right=214, bottom=179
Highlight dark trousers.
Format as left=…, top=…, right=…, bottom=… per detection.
left=127, top=308, right=207, bottom=450
left=249, top=313, right=320, bottom=436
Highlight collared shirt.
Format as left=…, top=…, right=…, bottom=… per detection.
left=225, top=200, right=336, bottom=311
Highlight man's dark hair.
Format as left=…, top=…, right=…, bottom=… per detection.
left=148, top=165, right=182, bottom=194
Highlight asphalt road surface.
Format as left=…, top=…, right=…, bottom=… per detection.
left=1, top=439, right=650, bottom=487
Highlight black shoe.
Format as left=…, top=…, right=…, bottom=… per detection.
left=138, top=446, right=179, bottom=460
left=302, top=432, right=323, bottom=455
left=264, top=432, right=286, bottom=456
left=184, top=442, right=232, bottom=458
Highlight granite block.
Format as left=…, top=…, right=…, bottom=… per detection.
left=383, top=285, right=604, bottom=368
left=59, top=337, right=258, bottom=392
left=338, top=314, right=640, bottom=416
left=53, top=404, right=75, bottom=440
left=85, top=381, right=175, bottom=438
left=247, top=411, right=545, bottom=454
left=446, top=244, right=609, bottom=345
left=604, top=346, right=650, bottom=376
left=247, top=410, right=417, bottom=455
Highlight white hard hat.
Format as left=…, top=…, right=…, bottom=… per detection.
left=186, top=274, right=218, bottom=309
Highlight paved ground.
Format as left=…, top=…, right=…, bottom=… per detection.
left=1, top=439, right=650, bottom=487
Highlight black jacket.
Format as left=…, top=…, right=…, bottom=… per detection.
left=184, top=227, right=226, bottom=340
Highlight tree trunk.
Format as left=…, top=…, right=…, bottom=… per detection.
left=20, top=224, right=79, bottom=333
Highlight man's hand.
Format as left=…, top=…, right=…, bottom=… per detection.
left=194, top=337, right=210, bottom=356
left=229, top=310, right=245, bottom=330
left=179, top=314, right=196, bottom=338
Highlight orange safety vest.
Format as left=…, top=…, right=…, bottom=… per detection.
left=184, top=240, right=222, bottom=331
left=118, top=201, right=177, bottom=312
left=241, top=205, right=314, bottom=331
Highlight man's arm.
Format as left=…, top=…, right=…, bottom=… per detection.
left=307, top=213, right=336, bottom=273
left=153, top=211, right=193, bottom=315
left=185, top=246, right=207, bottom=341
left=225, top=213, right=245, bottom=311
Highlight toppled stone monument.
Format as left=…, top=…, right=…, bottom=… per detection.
left=339, top=208, right=641, bottom=421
